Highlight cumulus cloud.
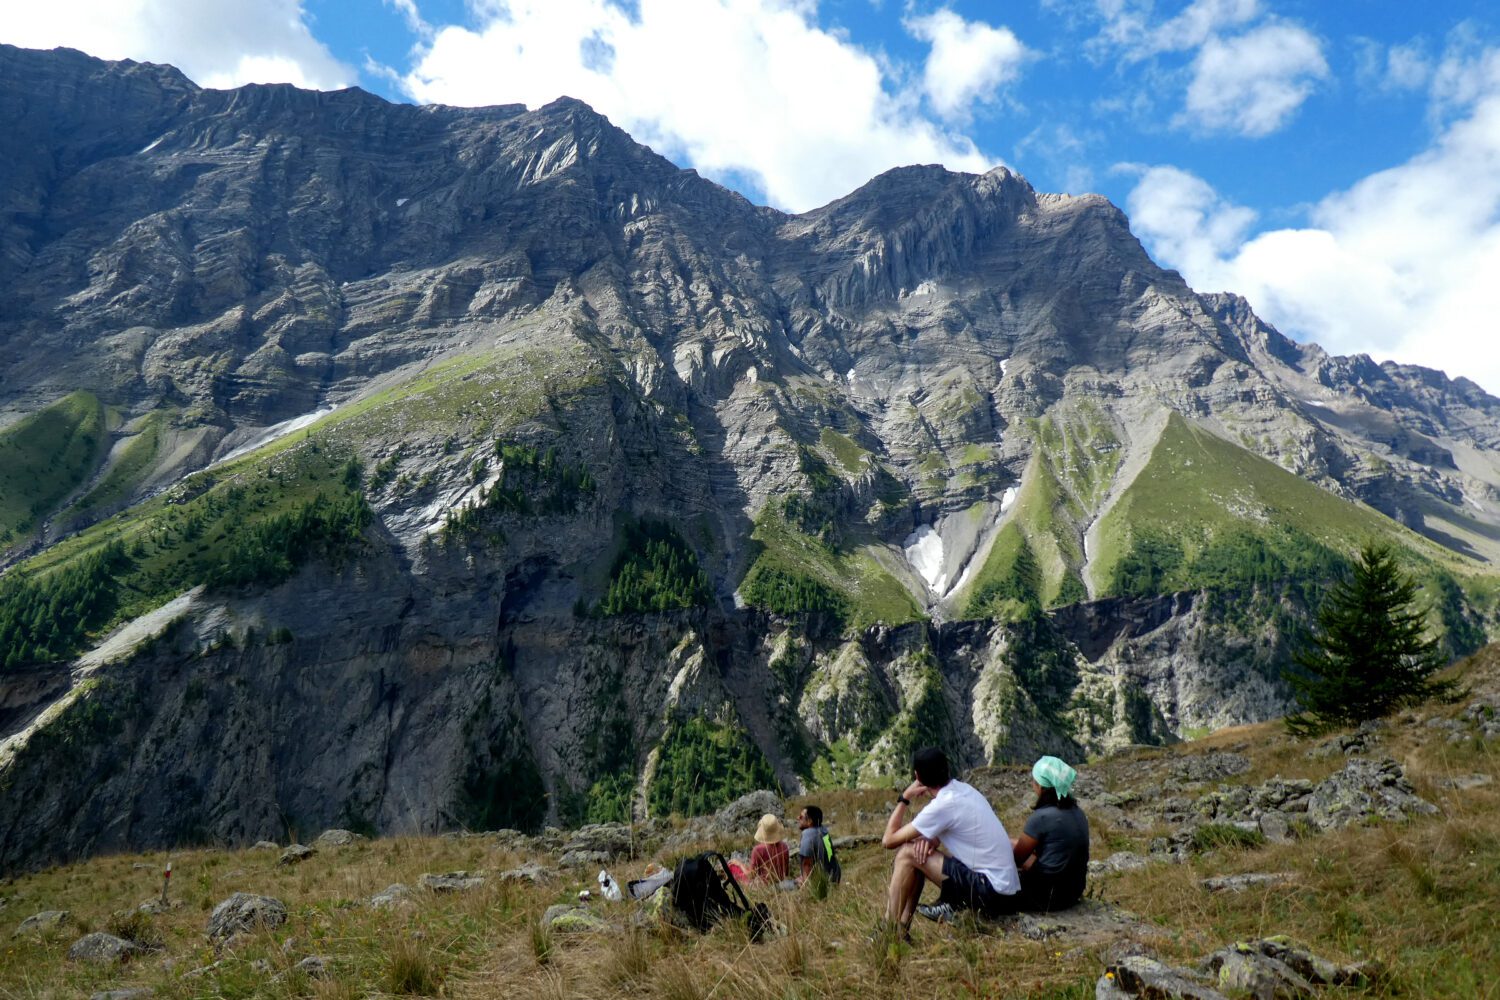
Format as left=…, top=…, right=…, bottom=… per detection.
left=1180, top=22, right=1328, bottom=136
left=903, top=9, right=1029, bottom=120
left=400, top=0, right=1003, bottom=212
left=3, top=0, right=352, bottom=89
left=1069, top=0, right=1259, bottom=60
left=1125, top=45, right=1500, bottom=395
left=1062, top=0, right=1324, bottom=137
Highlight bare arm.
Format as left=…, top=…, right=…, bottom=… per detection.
left=1013, top=832, right=1039, bottom=867
left=882, top=781, right=936, bottom=850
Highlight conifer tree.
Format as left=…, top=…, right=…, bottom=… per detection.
left=1285, top=541, right=1455, bottom=736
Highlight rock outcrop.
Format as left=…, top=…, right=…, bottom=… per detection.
left=206, top=893, right=286, bottom=943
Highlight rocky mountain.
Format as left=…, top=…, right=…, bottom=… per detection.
left=0, top=44, right=1497, bottom=870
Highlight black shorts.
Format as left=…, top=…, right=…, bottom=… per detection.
left=1017, top=866, right=1084, bottom=913
left=937, top=855, right=1018, bottom=918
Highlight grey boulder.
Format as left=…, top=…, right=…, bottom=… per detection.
left=67, top=932, right=142, bottom=963
left=313, top=829, right=364, bottom=848
left=1308, top=758, right=1438, bottom=830
left=369, top=884, right=414, bottom=909
left=13, top=910, right=69, bottom=936
left=712, top=790, right=784, bottom=837
left=419, top=871, right=486, bottom=892
left=206, top=893, right=288, bottom=942
left=278, top=844, right=316, bottom=866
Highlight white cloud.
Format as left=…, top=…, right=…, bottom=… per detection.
left=1386, top=41, right=1435, bottom=92
left=1064, top=1, right=1323, bottom=137
left=1071, top=0, right=1259, bottom=60
left=400, top=0, right=1000, bottom=212
left=903, top=9, right=1029, bottom=120
left=3, top=0, right=352, bottom=90
left=1125, top=46, right=1500, bottom=395
left=1180, top=23, right=1328, bottom=136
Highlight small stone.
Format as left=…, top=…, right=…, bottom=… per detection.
left=369, top=884, right=414, bottom=909
left=1088, top=851, right=1151, bottom=876
left=1109, top=955, right=1228, bottom=999
left=1172, top=752, right=1251, bottom=784
left=558, top=849, right=612, bottom=869
left=419, top=871, right=486, bottom=892
left=278, top=844, right=316, bottom=866
left=1257, top=811, right=1291, bottom=844
left=251, top=840, right=279, bottom=850
left=13, top=910, right=69, bottom=936
left=249, top=958, right=272, bottom=974
left=293, top=955, right=332, bottom=978
left=68, top=932, right=142, bottom=963
left=313, top=829, right=364, bottom=848
left=558, top=822, right=634, bottom=860
left=1200, top=873, right=1296, bottom=893
left=497, top=862, right=556, bottom=884
left=1437, top=773, right=1492, bottom=790
left=206, top=893, right=287, bottom=943
left=1210, top=946, right=1315, bottom=999
left=542, top=904, right=609, bottom=933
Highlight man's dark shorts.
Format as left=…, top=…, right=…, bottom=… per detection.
left=937, top=855, right=1018, bottom=918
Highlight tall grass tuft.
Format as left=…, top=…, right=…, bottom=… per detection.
left=530, top=919, right=553, bottom=967
left=385, top=936, right=443, bottom=996
left=1190, top=823, right=1267, bottom=852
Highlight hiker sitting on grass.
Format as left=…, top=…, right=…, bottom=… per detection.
left=750, top=813, right=790, bottom=883
left=796, top=805, right=841, bottom=886
left=1011, top=755, right=1090, bottom=912
left=880, top=747, right=1020, bottom=935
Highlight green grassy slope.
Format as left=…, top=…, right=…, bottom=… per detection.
left=1093, top=412, right=1475, bottom=593
left=740, top=501, right=924, bottom=631
left=954, top=405, right=1121, bottom=617
left=0, top=391, right=107, bottom=546
left=68, top=409, right=171, bottom=521
left=3, top=343, right=609, bottom=669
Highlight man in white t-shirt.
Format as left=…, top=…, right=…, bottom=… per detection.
left=879, top=746, right=1020, bottom=938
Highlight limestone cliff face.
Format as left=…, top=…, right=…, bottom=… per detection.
left=1, top=46, right=1497, bottom=871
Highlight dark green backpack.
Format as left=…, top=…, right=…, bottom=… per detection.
left=812, top=826, right=842, bottom=884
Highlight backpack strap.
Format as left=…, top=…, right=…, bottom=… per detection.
left=705, top=851, right=753, bottom=913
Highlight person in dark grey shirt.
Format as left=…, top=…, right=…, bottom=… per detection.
left=1010, top=755, right=1090, bottom=911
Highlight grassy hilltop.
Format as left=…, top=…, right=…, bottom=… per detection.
left=2, top=649, right=1497, bottom=1000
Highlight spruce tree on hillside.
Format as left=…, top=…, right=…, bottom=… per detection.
left=1285, top=541, right=1456, bottom=736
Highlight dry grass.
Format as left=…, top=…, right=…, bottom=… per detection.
left=1, top=660, right=1497, bottom=999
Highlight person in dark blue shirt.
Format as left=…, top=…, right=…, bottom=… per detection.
left=1010, top=755, right=1090, bottom=912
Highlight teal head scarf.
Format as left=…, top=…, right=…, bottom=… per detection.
left=1032, top=755, right=1077, bottom=799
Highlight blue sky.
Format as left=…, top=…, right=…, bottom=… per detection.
left=7, top=1, right=1500, bottom=392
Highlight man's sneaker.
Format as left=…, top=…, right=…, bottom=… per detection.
left=917, top=902, right=956, bottom=924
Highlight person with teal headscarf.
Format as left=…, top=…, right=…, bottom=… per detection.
left=1010, top=755, right=1090, bottom=912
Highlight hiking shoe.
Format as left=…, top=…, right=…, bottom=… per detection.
left=917, top=902, right=957, bottom=924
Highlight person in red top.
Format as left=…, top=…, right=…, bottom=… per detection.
left=749, top=813, right=790, bottom=882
